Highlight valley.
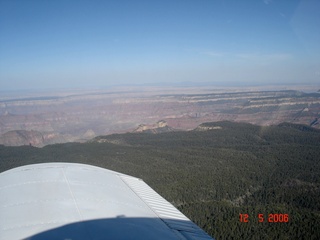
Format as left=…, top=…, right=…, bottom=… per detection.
left=0, top=85, right=319, bottom=147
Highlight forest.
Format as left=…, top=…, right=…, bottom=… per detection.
left=0, top=121, right=319, bottom=239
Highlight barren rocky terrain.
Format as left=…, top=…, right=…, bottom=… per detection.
left=0, top=85, right=319, bottom=147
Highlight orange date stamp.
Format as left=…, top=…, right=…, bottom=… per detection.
left=239, top=213, right=289, bottom=223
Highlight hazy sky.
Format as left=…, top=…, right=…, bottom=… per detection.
left=0, top=0, right=319, bottom=90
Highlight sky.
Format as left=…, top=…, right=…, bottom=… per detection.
left=0, top=0, right=319, bottom=90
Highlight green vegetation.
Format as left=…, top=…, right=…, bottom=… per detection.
left=1, top=121, right=319, bottom=239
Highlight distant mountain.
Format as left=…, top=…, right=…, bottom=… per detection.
left=0, top=130, right=73, bottom=147
left=194, top=122, right=223, bottom=131
left=132, top=120, right=175, bottom=134
left=1, top=88, right=319, bottom=147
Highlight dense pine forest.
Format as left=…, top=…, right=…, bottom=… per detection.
left=0, top=121, right=319, bottom=239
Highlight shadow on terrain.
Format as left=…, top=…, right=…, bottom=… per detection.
left=24, top=217, right=211, bottom=240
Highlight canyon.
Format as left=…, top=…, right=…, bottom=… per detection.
left=0, top=85, right=319, bottom=147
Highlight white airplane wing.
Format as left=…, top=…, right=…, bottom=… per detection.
left=0, top=163, right=213, bottom=240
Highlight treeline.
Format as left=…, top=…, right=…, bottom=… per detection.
left=0, top=121, right=319, bottom=239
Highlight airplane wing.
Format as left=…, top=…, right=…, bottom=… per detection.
left=0, top=163, right=214, bottom=240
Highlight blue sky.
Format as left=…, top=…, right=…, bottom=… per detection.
left=0, top=0, right=319, bottom=90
